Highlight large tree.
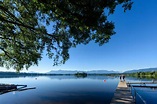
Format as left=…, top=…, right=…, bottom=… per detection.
left=0, top=0, right=133, bottom=71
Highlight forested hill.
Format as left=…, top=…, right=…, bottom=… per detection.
left=124, top=68, right=157, bottom=73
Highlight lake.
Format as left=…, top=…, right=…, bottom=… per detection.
left=1, top=76, right=157, bottom=104
left=0, top=75, right=118, bottom=104
left=135, top=87, right=157, bottom=104
left=127, top=77, right=157, bottom=104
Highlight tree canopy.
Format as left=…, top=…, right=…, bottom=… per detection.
left=0, top=0, right=133, bottom=71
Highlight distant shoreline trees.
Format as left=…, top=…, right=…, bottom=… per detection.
left=127, top=71, right=157, bottom=79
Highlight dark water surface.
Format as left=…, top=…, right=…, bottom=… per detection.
left=126, top=77, right=157, bottom=104
left=135, top=87, right=157, bottom=104
left=0, top=76, right=118, bottom=104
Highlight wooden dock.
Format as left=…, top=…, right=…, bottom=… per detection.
left=0, top=84, right=17, bottom=91
left=127, top=81, right=157, bottom=85
left=0, top=84, right=35, bottom=95
left=110, top=81, right=135, bottom=104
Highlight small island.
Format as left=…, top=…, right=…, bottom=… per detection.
left=74, top=72, right=88, bottom=78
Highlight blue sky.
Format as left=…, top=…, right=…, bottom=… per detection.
left=0, top=0, right=157, bottom=73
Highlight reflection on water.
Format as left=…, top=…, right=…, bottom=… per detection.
left=0, top=75, right=118, bottom=104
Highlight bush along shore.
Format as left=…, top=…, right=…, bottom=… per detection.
left=126, top=71, right=157, bottom=79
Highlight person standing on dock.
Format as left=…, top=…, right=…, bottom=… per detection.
left=120, top=75, right=122, bottom=81
left=122, top=75, right=125, bottom=81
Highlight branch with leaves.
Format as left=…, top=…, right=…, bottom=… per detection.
left=0, top=0, right=133, bottom=71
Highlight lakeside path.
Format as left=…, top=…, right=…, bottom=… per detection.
left=110, top=81, right=135, bottom=104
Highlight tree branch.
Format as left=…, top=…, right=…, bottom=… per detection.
left=0, top=47, right=19, bottom=64
left=0, top=16, right=36, bottom=30
left=0, top=5, right=23, bottom=24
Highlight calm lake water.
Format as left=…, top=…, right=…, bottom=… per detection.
left=1, top=76, right=157, bottom=104
left=0, top=76, right=119, bottom=104
left=127, top=77, right=157, bottom=104
left=135, top=87, right=157, bottom=104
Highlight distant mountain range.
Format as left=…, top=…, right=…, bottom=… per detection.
left=87, top=70, right=119, bottom=74
left=48, top=70, right=78, bottom=74
left=124, top=68, right=157, bottom=73
left=1, top=68, right=156, bottom=75
left=48, top=67, right=157, bottom=74
left=47, top=70, right=119, bottom=74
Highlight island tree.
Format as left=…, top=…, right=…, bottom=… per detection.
left=0, top=0, right=133, bottom=71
